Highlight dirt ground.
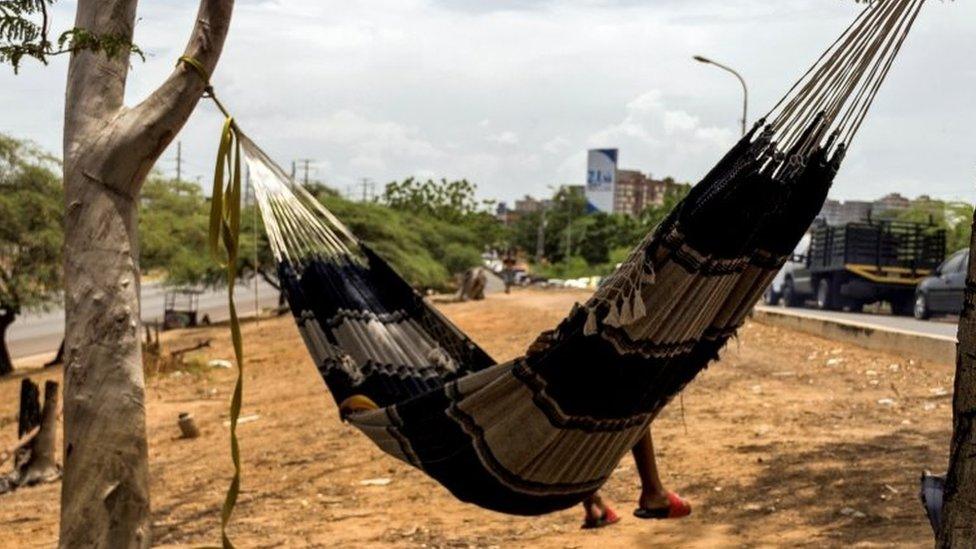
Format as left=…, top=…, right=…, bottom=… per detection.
left=0, top=289, right=954, bottom=548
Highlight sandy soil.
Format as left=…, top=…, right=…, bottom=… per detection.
left=0, top=289, right=954, bottom=548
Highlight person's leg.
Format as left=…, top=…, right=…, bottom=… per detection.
left=582, top=493, right=606, bottom=521
left=631, top=428, right=670, bottom=510
left=580, top=491, right=620, bottom=528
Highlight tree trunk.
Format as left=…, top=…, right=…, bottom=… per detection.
left=60, top=1, right=234, bottom=546
left=0, top=309, right=15, bottom=376
left=938, top=207, right=976, bottom=547
left=44, top=340, right=66, bottom=368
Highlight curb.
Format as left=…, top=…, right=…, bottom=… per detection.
left=751, top=307, right=957, bottom=366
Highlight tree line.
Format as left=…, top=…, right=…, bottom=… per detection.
left=6, top=130, right=976, bottom=376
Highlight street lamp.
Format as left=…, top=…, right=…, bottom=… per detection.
left=693, top=55, right=748, bottom=136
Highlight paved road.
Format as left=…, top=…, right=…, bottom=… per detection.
left=8, top=280, right=282, bottom=360
left=754, top=304, right=959, bottom=340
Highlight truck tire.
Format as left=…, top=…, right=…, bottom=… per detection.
left=891, top=294, right=914, bottom=316
left=914, top=292, right=931, bottom=320
left=782, top=279, right=800, bottom=307
left=763, top=286, right=781, bottom=306
left=816, top=278, right=838, bottom=311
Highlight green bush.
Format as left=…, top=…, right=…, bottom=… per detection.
left=325, top=197, right=488, bottom=291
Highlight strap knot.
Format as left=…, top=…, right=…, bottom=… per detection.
left=177, top=55, right=210, bottom=85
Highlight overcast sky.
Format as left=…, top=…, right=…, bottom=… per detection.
left=2, top=0, right=974, bottom=204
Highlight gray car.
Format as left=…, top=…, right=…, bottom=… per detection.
left=914, top=249, right=969, bottom=319
left=763, top=234, right=811, bottom=305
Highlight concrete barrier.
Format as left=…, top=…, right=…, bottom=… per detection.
left=751, top=307, right=957, bottom=366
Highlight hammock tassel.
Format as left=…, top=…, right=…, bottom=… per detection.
left=630, top=291, right=647, bottom=323
left=619, top=295, right=635, bottom=325
left=583, top=308, right=598, bottom=336
left=604, top=301, right=621, bottom=328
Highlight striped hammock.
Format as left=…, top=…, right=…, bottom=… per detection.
left=245, top=0, right=925, bottom=515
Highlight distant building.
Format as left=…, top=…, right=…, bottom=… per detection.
left=818, top=193, right=947, bottom=226
left=501, top=195, right=552, bottom=225
left=818, top=199, right=872, bottom=225
left=613, top=170, right=681, bottom=217
left=514, top=195, right=549, bottom=214
left=495, top=201, right=510, bottom=224
left=614, top=170, right=644, bottom=216
left=873, top=192, right=911, bottom=216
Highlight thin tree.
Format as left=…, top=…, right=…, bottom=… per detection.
left=59, top=2, right=235, bottom=543
left=939, top=204, right=976, bottom=547
left=1, top=0, right=234, bottom=545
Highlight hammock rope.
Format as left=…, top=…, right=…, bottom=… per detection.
left=196, top=0, right=928, bottom=519
left=177, top=55, right=244, bottom=549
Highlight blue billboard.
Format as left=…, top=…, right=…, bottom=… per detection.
left=586, top=149, right=617, bottom=213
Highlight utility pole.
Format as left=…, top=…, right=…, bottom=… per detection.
left=566, top=210, right=573, bottom=258
left=294, top=158, right=313, bottom=187
left=360, top=178, right=374, bottom=202
left=176, top=141, right=182, bottom=182
left=535, top=205, right=547, bottom=263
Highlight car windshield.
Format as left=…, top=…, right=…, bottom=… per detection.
left=941, top=251, right=967, bottom=274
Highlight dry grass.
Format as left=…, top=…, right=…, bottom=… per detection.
left=0, top=289, right=953, bottom=547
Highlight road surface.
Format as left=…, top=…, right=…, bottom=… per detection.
left=7, top=280, right=281, bottom=361
left=754, top=305, right=958, bottom=339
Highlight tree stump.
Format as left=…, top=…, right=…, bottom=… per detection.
left=1, top=379, right=61, bottom=494
left=459, top=267, right=487, bottom=302
left=18, top=379, right=41, bottom=437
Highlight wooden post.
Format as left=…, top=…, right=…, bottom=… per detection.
left=18, top=379, right=41, bottom=438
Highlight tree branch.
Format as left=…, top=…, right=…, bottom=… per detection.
left=63, top=0, right=137, bottom=157
left=115, top=0, right=235, bottom=193
left=257, top=268, right=280, bottom=291
left=0, top=426, right=39, bottom=468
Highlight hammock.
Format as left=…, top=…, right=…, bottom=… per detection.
left=244, top=0, right=925, bottom=515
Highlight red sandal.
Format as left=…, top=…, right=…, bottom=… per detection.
left=633, top=492, right=692, bottom=520
left=581, top=506, right=621, bottom=529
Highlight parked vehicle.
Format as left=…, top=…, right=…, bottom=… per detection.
left=763, top=234, right=810, bottom=305
left=914, top=249, right=969, bottom=319
left=778, top=219, right=945, bottom=315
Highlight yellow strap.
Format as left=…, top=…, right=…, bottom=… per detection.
left=208, top=113, right=243, bottom=549
left=177, top=55, right=210, bottom=84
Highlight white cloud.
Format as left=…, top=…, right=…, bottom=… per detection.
left=1, top=0, right=974, bottom=203
left=582, top=90, right=736, bottom=180
left=542, top=136, right=570, bottom=154
left=487, top=131, right=520, bottom=145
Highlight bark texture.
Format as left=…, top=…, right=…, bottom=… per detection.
left=0, top=308, right=15, bottom=376
left=939, top=209, right=976, bottom=547
left=60, top=1, right=234, bottom=546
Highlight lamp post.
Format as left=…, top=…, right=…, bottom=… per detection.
left=694, top=55, right=748, bottom=136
